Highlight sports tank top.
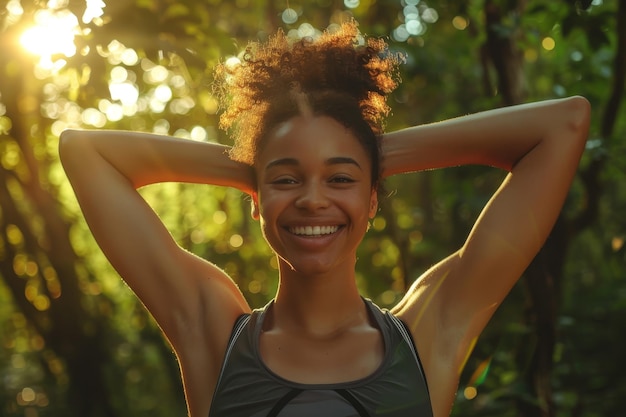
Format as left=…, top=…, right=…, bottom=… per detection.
left=208, top=299, right=433, bottom=417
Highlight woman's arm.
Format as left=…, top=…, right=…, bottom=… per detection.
left=60, top=129, right=255, bottom=191
left=383, top=96, right=589, bottom=175
left=386, top=96, right=590, bottom=417
left=59, top=130, right=252, bottom=412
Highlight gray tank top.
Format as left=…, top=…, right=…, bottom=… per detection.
left=208, top=299, right=433, bottom=417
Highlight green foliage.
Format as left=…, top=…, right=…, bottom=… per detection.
left=0, top=0, right=624, bottom=416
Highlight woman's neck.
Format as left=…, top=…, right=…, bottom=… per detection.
left=269, top=263, right=368, bottom=336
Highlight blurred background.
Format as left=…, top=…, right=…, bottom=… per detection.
left=0, top=0, right=624, bottom=416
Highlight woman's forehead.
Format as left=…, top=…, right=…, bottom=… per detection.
left=259, top=116, right=369, bottom=163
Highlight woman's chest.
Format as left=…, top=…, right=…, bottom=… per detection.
left=259, top=327, right=384, bottom=384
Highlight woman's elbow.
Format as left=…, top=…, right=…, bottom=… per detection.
left=59, top=128, right=80, bottom=151
left=58, top=129, right=94, bottom=167
left=564, top=95, right=591, bottom=136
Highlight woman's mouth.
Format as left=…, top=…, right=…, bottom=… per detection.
left=288, top=225, right=340, bottom=237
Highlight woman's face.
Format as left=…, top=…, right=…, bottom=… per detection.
left=253, top=115, right=378, bottom=276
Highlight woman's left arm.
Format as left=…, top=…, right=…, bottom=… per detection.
left=387, top=96, right=590, bottom=416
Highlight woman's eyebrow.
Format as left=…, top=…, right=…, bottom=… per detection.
left=265, top=158, right=299, bottom=170
left=265, top=156, right=362, bottom=170
left=326, top=157, right=362, bottom=170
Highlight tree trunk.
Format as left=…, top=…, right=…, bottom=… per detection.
left=483, top=1, right=557, bottom=416
left=0, top=43, right=118, bottom=416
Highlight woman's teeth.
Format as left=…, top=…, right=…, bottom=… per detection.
left=290, top=225, right=339, bottom=236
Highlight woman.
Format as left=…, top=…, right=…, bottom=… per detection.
left=59, top=21, right=590, bottom=417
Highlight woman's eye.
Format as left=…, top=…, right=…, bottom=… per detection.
left=330, top=176, right=354, bottom=184
left=272, top=177, right=297, bottom=185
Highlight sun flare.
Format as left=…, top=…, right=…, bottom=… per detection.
left=20, top=9, right=78, bottom=60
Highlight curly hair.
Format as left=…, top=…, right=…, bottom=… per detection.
left=214, top=20, right=403, bottom=184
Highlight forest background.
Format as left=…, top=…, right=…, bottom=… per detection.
left=0, top=0, right=624, bottom=416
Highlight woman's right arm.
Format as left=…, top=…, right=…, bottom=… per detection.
left=58, top=129, right=252, bottom=364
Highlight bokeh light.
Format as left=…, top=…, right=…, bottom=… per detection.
left=393, top=1, right=438, bottom=41
left=82, top=0, right=106, bottom=24
left=282, top=8, right=298, bottom=24
left=463, top=386, right=478, bottom=400
left=452, top=16, right=469, bottom=31
left=542, top=36, right=556, bottom=51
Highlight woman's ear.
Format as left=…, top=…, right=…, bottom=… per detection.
left=250, top=191, right=260, bottom=220
left=368, top=188, right=378, bottom=219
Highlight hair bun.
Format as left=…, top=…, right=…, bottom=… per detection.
left=215, top=20, right=404, bottom=165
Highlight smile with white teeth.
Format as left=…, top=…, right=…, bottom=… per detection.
left=289, top=225, right=339, bottom=236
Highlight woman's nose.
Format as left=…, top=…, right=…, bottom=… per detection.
left=294, top=182, right=329, bottom=211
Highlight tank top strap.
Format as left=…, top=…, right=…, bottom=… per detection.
left=211, top=313, right=251, bottom=404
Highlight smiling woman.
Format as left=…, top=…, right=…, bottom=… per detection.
left=58, top=19, right=590, bottom=417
